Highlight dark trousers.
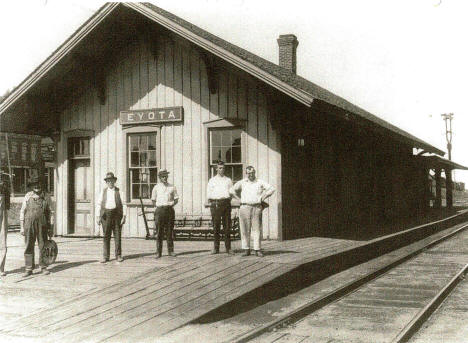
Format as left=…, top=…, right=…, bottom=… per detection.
left=154, top=206, right=175, bottom=256
left=102, top=209, right=122, bottom=259
left=24, top=217, right=49, bottom=270
left=210, top=199, right=232, bottom=251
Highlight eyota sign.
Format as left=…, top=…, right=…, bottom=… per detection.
left=120, top=107, right=183, bottom=125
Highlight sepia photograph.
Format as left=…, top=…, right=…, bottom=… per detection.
left=0, top=1, right=467, bottom=342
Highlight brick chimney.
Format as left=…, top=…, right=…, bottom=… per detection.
left=277, top=34, right=299, bottom=74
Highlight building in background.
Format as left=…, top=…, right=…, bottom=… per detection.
left=0, top=133, right=55, bottom=197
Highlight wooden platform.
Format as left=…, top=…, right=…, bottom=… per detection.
left=0, top=211, right=467, bottom=342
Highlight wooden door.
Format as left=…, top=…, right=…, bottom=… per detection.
left=68, top=137, right=92, bottom=235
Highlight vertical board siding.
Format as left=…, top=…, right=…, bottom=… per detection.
left=209, top=78, right=219, bottom=121
left=91, top=90, right=101, bottom=236
left=116, top=60, right=126, bottom=236
left=191, top=52, right=202, bottom=216
left=121, top=49, right=133, bottom=236
left=182, top=47, right=192, bottom=215
left=56, top=114, right=65, bottom=235
left=218, top=72, right=228, bottom=119
left=107, top=64, right=117, bottom=189
left=237, top=79, right=248, bottom=121
left=173, top=41, right=184, bottom=216
left=228, top=73, right=237, bottom=119
left=247, top=81, right=258, bottom=168
left=164, top=39, right=175, bottom=199
left=200, top=56, right=210, bottom=215
left=267, top=116, right=280, bottom=240
left=257, top=92, right=269, bottom=238
left=57, top=37, right=281, bottom=239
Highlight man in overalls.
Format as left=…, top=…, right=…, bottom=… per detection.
left=20, top=177, right=52, bottom=277
left=0, top=173, right=10, bottom=277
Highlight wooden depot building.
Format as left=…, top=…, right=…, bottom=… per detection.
left=0, top=3, right=462, bottom=240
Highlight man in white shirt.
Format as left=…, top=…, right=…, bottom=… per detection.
left=230, top=166, right=275, bottom=257
left=151, top=169, right=178, bottom=258
left=207, top=161, right=234, bottom=255
left=96, top=172, right=126, bottom=263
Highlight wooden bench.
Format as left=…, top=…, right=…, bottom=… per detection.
left=138, top=209, right=240, bottom=240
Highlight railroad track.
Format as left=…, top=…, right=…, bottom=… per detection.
left=242, top=223, right=468, bottom=343
left=159, top=219, right=468, bottom=343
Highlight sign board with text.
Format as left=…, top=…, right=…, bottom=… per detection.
left=120, top=107, right=183, bottom=125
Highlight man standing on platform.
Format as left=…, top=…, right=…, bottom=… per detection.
left=96, top=172, right=126, bottom=263
left=151, top=170, right=178, bottom=258
left=230, top=166, right=275, bottom=257
left=207, top=161, right=234, bottom=255
left=0, top=173, right=10, bottom=277
left=20, top=177, right=53, bottom=276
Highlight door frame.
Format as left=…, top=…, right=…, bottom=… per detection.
left=68, top=156, right=92, bottom=234
left=63, top=129, right=95, bottom=235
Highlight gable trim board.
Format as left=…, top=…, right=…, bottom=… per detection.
left=0, top=3, right=120, bottom=115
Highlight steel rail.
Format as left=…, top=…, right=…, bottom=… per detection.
left=391, top=263, right=468, bottom=343
left=230, top=222, right=468, bottom=343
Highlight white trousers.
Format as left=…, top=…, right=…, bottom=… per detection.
left=239, top=205, right=262, bottom=250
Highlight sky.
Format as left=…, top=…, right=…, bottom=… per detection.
left=1, top=0, right=467, bottom=183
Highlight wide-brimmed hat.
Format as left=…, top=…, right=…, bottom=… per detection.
left=158, top=169, right=170, bottom=177
left=104, top=172, right=117, bottom=181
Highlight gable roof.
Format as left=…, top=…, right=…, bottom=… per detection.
left=0, top=2, right=444, bottom=155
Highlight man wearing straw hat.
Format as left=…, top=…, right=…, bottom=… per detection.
left=151, top=169, right=178, bottom=258
left=96, top=172, right=126, bottom=263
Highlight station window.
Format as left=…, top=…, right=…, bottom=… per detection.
left=209, top=128, right=243, bottom=182
left=11, top=167, right=38, bottom=195
left=128, top=133, right=158, bottom=200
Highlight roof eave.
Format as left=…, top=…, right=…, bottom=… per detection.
left=0, top=2, right=120, bottom=116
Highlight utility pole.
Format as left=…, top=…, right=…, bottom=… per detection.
left=441, top=113, right=453, bottom=160
left=441, top=113, right=454, bottom=208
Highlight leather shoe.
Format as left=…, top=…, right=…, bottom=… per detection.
left=241, top=250, right=250, bottom=257
left=168, top=252, right=176, bottom=257
left=154, top=254, right=162, bottom=259
left=100, top=258, right=108, bottom=263
left=255, top=250, right=264, bottom=257
left=41, top=268, right=50, bottom=275
left=0, top=271, right=6, bottom=277
left=23, top=270, right=32, bottom=277
left=116, top=256, right=124, bottom=263
left=211, top=249, right=219, bottom=255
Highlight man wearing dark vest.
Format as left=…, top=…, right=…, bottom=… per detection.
left=96, top=172, right=126, bottom=263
